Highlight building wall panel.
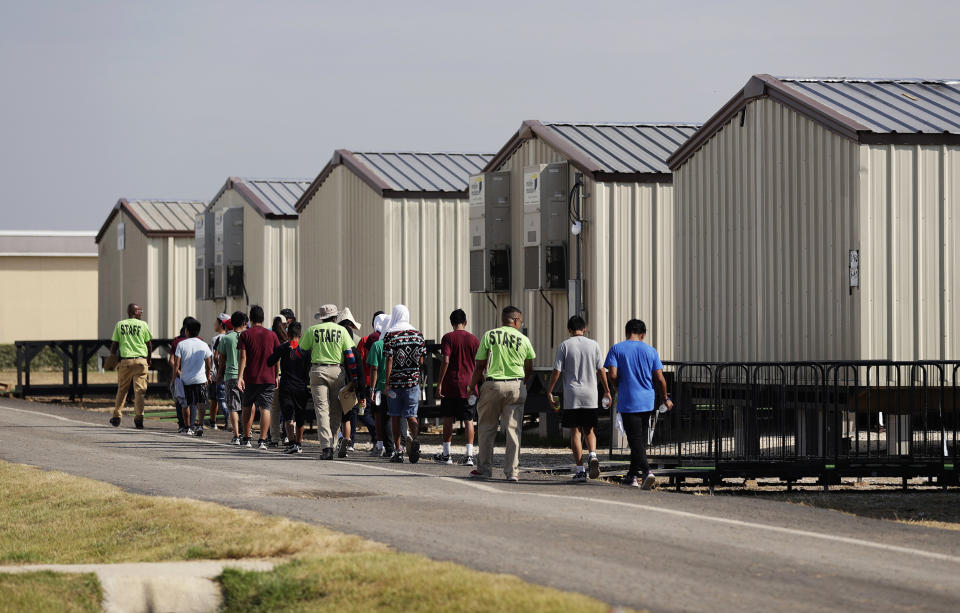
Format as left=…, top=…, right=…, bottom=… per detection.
left=0, top=256, right=97, bottom=343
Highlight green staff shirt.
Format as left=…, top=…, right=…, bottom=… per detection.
left=111, top=318, right=153, bottom=358
left=366, top=339, right=386, bottom=391
left=300, top=322, right=352, bottom=364
left=218, top=330, right=240, bottom=380
left=475, top=326, right=536, bottom=380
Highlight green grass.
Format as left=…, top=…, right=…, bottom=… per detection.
left=0, top=572, right=101, bottom=613
left=219, top=553, right=624, bottom=613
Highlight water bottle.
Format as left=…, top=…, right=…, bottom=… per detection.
left=601, top=396, right=611, bottom=409
left=467, top=394, right=477, bottom=406
left=374, top=390, right=382, bottom=405
left=421, top=386, right=426, bottom=401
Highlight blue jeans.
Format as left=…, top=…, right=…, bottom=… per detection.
left=386, top=386, right=419, bottom=418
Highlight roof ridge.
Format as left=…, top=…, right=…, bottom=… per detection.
left=777, top=76, right=960, bottom=84
left=541, top=120, right=702, bottom=126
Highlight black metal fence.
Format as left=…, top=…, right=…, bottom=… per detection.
left=620, top=361, right=960, bottom=482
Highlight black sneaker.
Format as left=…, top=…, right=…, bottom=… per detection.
left=389, top=451, right=404, bottom=463
left=257, top=439, right=268, bottom=450
left=178, top=427, right=189, bottom=434
left=281, top=436, right=290, bottom=446
left=134, top=416, right=144, bottom=429
left=433, top=453, right=452, bottom=465
left=337, top=438, right=351, bottom=458
left=588, top=456, right=600, bottom=480
left=572, top=471, right=587, bottom=482
left=267, top=439, right=280, bottom=448
left=242, top=437, right=252, bottom=448
left=194, top=427, right=203, bottom=437
left=285, top=443, right=302, bottom=455
left=408, top=439, right=421, bottom=464
left=320, top=447, right=334, bottom=460
left=109, top=417, right=121, bottom=427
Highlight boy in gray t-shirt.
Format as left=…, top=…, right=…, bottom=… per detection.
left=546, top=316, right=612, bottom=481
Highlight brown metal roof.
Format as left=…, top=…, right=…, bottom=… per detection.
left=205, top=177, right=311, bottom=219
left=95, top=199, right=207, bottom=243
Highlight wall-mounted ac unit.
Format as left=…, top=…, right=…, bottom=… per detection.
left=523, top=163, right=568, bottom=290
left=468, top=171, right=511, bottom=293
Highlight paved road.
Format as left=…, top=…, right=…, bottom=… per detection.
left=3, top=398, right=960, bottom=612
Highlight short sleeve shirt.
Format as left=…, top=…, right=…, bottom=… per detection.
left=111, top=318, right=153, bottom=358
left=603, top=340, right=663, bottom=413
left=366, top=339, right=386, bottom=391
left=175, top=337, right=213, bottom=385
left=475, top=326, right=536, bottom=380
left=238, top=325, right=280, bottom=385
left=440, top=329, right=480, bottom=398
left=382, top=329, right=426, bottom=389
left=554, top=335, right=604, bottom=410
left=299, top=322, right=352, bottom=364
left=218, top=331, right=240, bottom=380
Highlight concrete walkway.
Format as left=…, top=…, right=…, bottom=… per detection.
left=0, top=560, right=275, bottom=613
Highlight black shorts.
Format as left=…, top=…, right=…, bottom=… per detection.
left=440, top=396, right=476, bottom=420
left=561, top=408, right=599, bottom=430
left=183, top=383, right=207, bottom=407
left=278, top=389, right=310, bottom=426
left=242, top=383, right=275, bottom=409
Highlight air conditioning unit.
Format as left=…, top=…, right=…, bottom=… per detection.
left=214, top=208, right=244, bottom=298
left=523, top=163, right=568, bottom=290
left=468, top=171, right=511, bottom=293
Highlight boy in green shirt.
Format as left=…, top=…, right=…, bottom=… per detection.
left=216, top=311, right=247, bottom=444
left=109, top=303, right=153, bottom=428
left=467, top=306, right=536, bottom=481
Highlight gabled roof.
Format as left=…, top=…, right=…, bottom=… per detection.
left=668, top=74, right=960, bottom=169
left=0, top=231, right=97, bottom=257
left=483, top=120, right=701, bottom=182
left=206, top=177, right=311, bottom=218
left=95, top=199, right=207, bottom=243
left=295, top=150, right=492, bottom=213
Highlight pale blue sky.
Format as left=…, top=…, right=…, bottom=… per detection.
left=0, top=0, right=956, bottom=230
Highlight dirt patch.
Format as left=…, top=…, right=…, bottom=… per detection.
left=271, top=489, right=379, bottom=500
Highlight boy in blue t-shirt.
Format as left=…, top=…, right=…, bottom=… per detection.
left=604, top=319, right=673, bottom=490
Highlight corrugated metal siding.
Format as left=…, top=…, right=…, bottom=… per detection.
left=859, top=143, right=960, bottom=360
left=675, top=97, right=860, bottom=361
left=98, top=219, right=121, bottom=337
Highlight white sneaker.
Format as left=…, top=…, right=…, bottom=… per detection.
left=641, top=473, right=657, bottom=490
left=625, top=476, right=639, bottom=488
left=459, top=455, right=475, bottom=466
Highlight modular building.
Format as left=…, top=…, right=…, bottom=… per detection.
left=295, top=150, right=491, bottom=341
left=668, top=75, right=960, bottom=361
left=195, top=178, right=309, bottom=331
left=0, top=231, right=98, bottom=343
left=96, top=199, right=206, bottom=338
left=472, top=121, right=700, bottom=365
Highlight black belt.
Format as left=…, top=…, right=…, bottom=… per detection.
left=314, top=362, right=340, bottom=366
left=120, top=356, right=147, bottom=360
left=486, top=377, right=522, bottom=382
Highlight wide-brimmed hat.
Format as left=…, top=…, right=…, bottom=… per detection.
left=313, top=304, right=339, bottom=320
left=338, top=307, right=359, bottom=329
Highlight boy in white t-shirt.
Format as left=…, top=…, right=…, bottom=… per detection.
left=174, top=317, right=214, bottom=436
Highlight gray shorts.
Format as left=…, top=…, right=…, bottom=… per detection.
left=224, top=379, right=242, bottom=413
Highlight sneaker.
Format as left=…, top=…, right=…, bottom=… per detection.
left=588, top=456, right=600, bottom=480
left=506, top=475, right=520, bottom=482
left=369, top=446, right=384, bottom=457
left=346, top=444, right=355, bottom=453
left=186, top=427, right=196, bottom=436
left=109, top=417, right=121, bottom=427
left=211, top=424, right=220, bottom=431
left=337, top=438, right=350, bottom=458
left=281, top=436, right=290, bottom=445
left=257, top=439, right=268, bottom=450
left=459, top=455, right=475, bottom=467
left=433, top=453, right=453, bottom=465
left=230, top=436, right=242, bottom=446
left=204, top=419, right=214, bottom=429
left=134, top=416, right=144, bottom=429
left=285, top=444, right=302, bottom=455
left=641, top=473, right=657, bottom=490
left=389, top=451, right=404, bottom=463
left=381, top=447, right=394, bottom=458
left=469, top=469, right=490, bottom=479
left=320, top=447, right=334, bottom=460
left=194, top=427, right=204, bottom=437
left=624, top=476, right=639, bottom=488
left=572, top=471, right=587, bottom=482
left=267, top=439, right=280, bottom=448
left=408, top=439, right=421, bottom=464
left=242, top=437, right=252, bottom=448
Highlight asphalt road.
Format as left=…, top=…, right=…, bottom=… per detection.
left=3, top=398, right=960, bottom=612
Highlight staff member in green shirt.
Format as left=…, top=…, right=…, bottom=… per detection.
left=300, top=304, right=365, bottom=460
left=108, top=303, right=153, bottom=428
left=467, top=306, right=536, bottom=481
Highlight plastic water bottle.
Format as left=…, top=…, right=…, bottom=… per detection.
left=467, top=394, right=477, bottom=406
left=601, top=396, right=611, bottom=409
left=374, top=390, right=382, bottom=405
left=657, top=403, right=668, bottom=414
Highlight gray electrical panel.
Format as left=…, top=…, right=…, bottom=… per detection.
left=214, top=207, right=244, bottom=298
left=468, top=172, right=511, bottom=293
left=523, top=163, right=568, bottom=290
left=195, top=211, right=215, bottom=300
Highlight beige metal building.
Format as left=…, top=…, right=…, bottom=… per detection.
left=668, top=75, right=960, bottom=361
left=96, top=199, right=206, bottom=338
left=0, top=231, right=98, bottom=343
left=195, top=178, right=309, bottom=331
left=295, top=151, right=491, bottom=342
left=474, top=121, right=700, bottom=365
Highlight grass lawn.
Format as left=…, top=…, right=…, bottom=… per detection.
left=0, top=572, right=101, bottom=613
left=0, top=461, right=632, bottom=612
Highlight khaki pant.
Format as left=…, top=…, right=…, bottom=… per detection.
left=114, top=358, right=148, bottom=419
left=476, top=379, right=523, bottom=478
left=310, top=364, right=345, bottom=449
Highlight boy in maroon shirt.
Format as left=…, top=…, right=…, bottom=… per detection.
left=237, top=305, right=280, bottom=449
left=434, top=309, right=480, bottom=465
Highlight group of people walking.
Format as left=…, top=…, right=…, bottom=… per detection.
left=108, top=302, right=671, bottom=488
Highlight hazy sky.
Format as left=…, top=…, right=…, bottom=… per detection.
left=1, top=1, right=956, bottom=231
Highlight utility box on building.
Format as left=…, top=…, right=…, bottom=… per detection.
left=469, top=172, right=512, bottom=293
left=194, top=211, right=215, bottom=300
left=214, top=207, right=244, bottom=298
left=523, top=163, right=568, bottom=290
